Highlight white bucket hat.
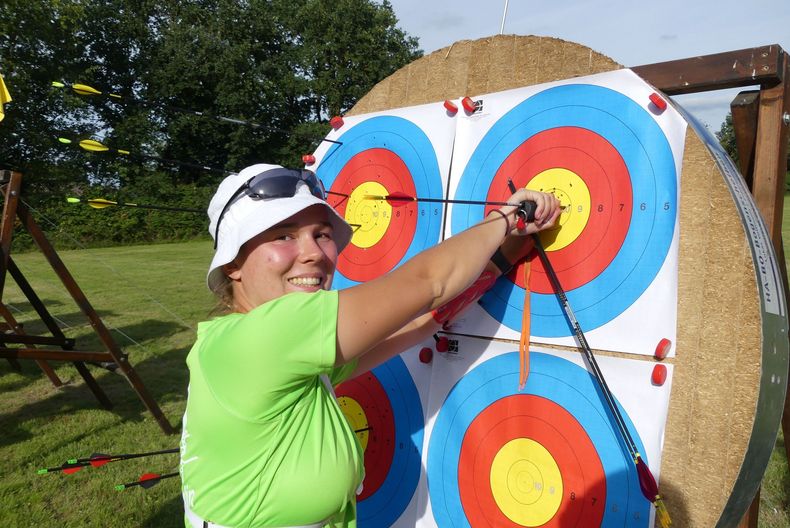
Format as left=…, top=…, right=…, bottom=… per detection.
left=206, top=163, right=353, bottom=291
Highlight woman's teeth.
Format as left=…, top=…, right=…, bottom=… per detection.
left=289, top=277, right=321, bottom=286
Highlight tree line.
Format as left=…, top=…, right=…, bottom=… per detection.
left=0, top=0, right=421, bottom=249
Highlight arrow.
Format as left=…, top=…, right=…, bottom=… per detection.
left=51, top=80, right=344, bottom=152
left=115, top=471, right=179, bottom=491
left=67, top=448, right=179, bottom=467
left=52, top=80, right=267, bottom=130
left=364, top=191, right=520, bottom=208
left=67, top=197, right=203, bottom=214
left=37, top=461, right=87, bottom=475
left=37, top=447, right=180, bottom=475
left=57, top=136, right=234, bottom=175
left=364, top=191, right=565, bottom=219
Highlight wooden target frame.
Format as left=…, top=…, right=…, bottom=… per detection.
left=0, top=170, right=174, bottom=435
left=346, top=36, right=789, bottom=527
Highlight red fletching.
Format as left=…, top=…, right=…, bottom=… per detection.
left=89, top=453, right=113, bottom=467
left=385, top=191, right=415, bottom=207
left=635, top=456, right=659, bottom=501
left=62, top=465, right=84, bottom=475
left=329, top=116, right=344, bottom=129
left=443, top=100, right=458, bottom=114
left=138, top=473, right=162, bottom=489
left=301, top=154, right=316, bottom=165
left=516, top=216, right=526, bottom=231
left=461, top=96, right=476, bottom=113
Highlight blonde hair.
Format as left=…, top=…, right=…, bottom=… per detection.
left=210, top=274, right=235, bottom=315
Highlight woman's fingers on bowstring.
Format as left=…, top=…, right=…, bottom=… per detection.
left=516, top=190, right=560, bottom=231
left=535, top=192, right=561, bottom=229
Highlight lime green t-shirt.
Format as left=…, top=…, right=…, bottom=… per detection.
left=180, top=290, right=362, bottom=528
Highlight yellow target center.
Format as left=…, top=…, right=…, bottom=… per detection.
left=525, top=168, right=590, bottom=251
left=337, top=396, right=369, bottom=450
left=345, top=182, right=393, bottom=248
left=489, top=438, right=563, bottom=526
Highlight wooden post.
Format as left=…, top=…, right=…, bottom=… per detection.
left=733, top=54, right=790, bottom=528
left=731, top=91, right=761, bottom=189
left=749, top=54, right=790, bottom=464
left=0, top=170, right=174, bottom=434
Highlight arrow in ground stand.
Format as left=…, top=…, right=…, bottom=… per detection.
left=57, top=136, right=234, bottom=175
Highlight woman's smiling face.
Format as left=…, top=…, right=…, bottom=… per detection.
left=224, top=204, right=338, bottom=312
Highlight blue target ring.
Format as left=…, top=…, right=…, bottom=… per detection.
left=427, top=352, right=650, bottom=526
left=317, top=116, right=444, bottom=290
left=358, top=355, right=424, bottom=526
left=451, top=84, right=678, bottom=336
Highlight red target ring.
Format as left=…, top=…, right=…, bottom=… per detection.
left=484, top=127, right=632, bottom=293
left=327, top=148, right=418, bottom=282
left=334, top=372, right=395, bottom=500
left=458, top=395, right=606, bottom=526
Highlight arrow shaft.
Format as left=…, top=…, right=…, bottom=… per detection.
left=70, top=447, right=180, bottom=465
left=122, top=150, right=230, bottom=175
left=368, top=195, right=516, bottom=207
left=117, top=471, right=180, bottom=490
left=62, top=81, right=266, bottom=129
left=116, top=201, right=202, bottom=214
left=61, top=136, right=234, bottom=175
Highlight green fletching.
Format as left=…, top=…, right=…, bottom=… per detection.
left=36, top=469, right=48, bottom=474
left=51, top=81, right=65, bottom=88
left=115, top=485, right=125, bottom=491
left=66, top=198, right=80, bottom=204
left=58, top=137, right=72, bottom=144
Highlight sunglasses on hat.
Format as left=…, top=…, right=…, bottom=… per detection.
left=213, top=167, right=326, bottom=249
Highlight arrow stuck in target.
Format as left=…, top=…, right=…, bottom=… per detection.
left=364, top=191, right=519, bottom=208
left=364, top=191, right=566, bottom=213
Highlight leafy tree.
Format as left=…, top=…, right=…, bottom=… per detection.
left=716, top=112, right=738, bottom=166
left=285, top=0, right=421, bottom=120
left=0, top=0, right=421, bottom=246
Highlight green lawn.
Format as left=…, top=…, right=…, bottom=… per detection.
left=0, top=214, right=788, bottom=526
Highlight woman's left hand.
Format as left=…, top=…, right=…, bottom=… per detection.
left=498, top=190, right=561, bottom=265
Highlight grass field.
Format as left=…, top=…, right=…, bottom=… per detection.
left=0, top=209, right=789, bottom=526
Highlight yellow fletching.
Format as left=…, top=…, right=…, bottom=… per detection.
left=79, top=139, right=109, bottom=152
left=655, top=498, right=671, bottom=527
left=72, top=83, right=102, bottom=96
left=86, top=198, right=116, bottom=209
left=118, top=149, right=130, bottom=155
left=51, top=81, right=66, bottom=88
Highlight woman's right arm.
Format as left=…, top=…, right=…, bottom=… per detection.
left=334, top=188, right=560, bottom=365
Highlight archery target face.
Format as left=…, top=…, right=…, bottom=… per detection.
left=445, top=69, right=686, bottom=354
left=419, top=338, right=673, bottom=528
left=335, top=355, right=424, bottom=526
left=311, top=103, right=455, bottom=290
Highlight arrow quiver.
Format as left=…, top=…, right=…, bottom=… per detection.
left=0, top=170, right=173, bottom=434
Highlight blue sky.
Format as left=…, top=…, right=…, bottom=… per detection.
left=387, top=0, right=790, bottom=131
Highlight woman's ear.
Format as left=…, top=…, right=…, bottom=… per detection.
left=223, top=260, right=242, bottom=281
